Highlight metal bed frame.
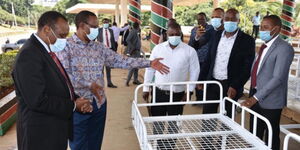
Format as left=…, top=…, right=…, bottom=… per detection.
left=283, top=133, right=300, bottom=150
left=132, top=81, right=273, bottom=150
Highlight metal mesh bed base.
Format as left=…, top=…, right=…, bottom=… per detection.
left=142, top=114, right=268, bottom=150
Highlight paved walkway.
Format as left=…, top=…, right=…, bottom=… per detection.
left=1, top=69, right=300, bottom=150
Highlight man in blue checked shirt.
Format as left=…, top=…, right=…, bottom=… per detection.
left=56, top=11, right=169, bottom=150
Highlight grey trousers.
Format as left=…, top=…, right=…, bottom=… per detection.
left=126, top=68, right=139, bottom=83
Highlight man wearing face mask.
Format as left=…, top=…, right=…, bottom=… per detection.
left=97, top=18, right=118, bottom=88
left=190, top=8, right=225, bottom=103
left=143, top=23, right=200, bottom=149
left=199, top=8, right=255, bottom=117
left=241, top=15, right=294, bottom=150
left=12, top=11, right=92, bottom=150
left=56, top=10, right=169, bottom=150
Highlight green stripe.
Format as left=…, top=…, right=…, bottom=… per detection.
left=282, top=19, right=292, bottom=27
left=150, top=41, right=156, bottom=50
left=129, top=5, right=141, bottom=16
left=280, top=34, right=289, bottom=40
left=0, top=113, right=16, bottom=136
left=282, top=5, right=295, bottom=12
left=151, top=12, right=168, bottom=29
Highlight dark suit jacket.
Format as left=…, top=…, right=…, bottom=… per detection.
left=12, top=34, right=75, bottom=150
left=200, top=30, right=255, bottom=96
left=126, top=29, right=141, bottom=57
left=98, top=28, right=117, bottom=51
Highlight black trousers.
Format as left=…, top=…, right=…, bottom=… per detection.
left=105, top=66, right=113, bottom=85
left=252, top=25, right=259, bottom=39
left=249, top=88, right=282, bottom=150
left=150, top=88, right=185, bottom=149
left=202, top=79, right=239, bottom=117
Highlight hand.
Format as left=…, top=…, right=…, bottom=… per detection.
left=241, top=97, right=258, bottom=108
left=195, top=28, right=205, bottom=39
left=196, top=84, right=203, bottom=90
left=75, top=98, right=93, bottom=113
left=150, top=58, right=170, bottom=75
left=90, top=82, right=104, bottom=104
left=227, top=87, right=237, bottom=99
left=143, top=92, right=150, bottom=103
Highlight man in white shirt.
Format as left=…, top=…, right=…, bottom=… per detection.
left=252, top=11, right=261, bottom=39
left=110, top=22, right=130, bottom=51
left=143, top=23, right=200, bottom=149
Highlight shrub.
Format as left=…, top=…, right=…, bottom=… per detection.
left=0, top=50, right=18, bottom=88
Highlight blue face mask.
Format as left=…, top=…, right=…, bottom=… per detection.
left=49, top=29, right=67, bottom=52
left=211, top=18, right=222, bottom=29
left=103, top=23, right=109, bottom=29
left=259, top=28, right=275, bottom=42
left=224, top=21, right=238, bottom=33
left=86, top=27, right=99, bottom=40
left=168, top=36, right=181, bottom=46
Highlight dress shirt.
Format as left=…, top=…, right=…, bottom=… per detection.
left=252, top=16, right=261, bottom=26
left=143, top=41, right=200, bottom=92
left=110, top=25, right=130, bottom=42
left=213, top=30, right=239, bottom=80
left=56, top=34, right=150, bottom=108
left=102, top=28, right=112, bottom=48
left=34, top=33, right=76, bottom=111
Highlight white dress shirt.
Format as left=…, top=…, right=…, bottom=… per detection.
left=213, top=30, right=239, bottom=80
left=252, top=15, right=261, bottom=26
left=110, top=25, right=130, bottom=42
left=103, top=29, right=112, bottom=48
left=143, top=41, right=200, bottom=92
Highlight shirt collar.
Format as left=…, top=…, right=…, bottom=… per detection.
left=33, top=33, right=50, bottom=52
left=163, top=41, right=183, bottom=49
left=265, top=35, right=279, bottom=47
left=221, top=29, right=239, bottom=39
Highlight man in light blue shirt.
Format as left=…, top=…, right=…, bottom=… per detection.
left=252, top=11, right=261, bottom=39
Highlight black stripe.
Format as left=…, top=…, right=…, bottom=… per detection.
left=282, top=10, right=293, bottom=17
left=153, top=0, right=173, bottom=11
left=282, top=25, right=291, bottom=31
left=0, top=98, right=17, bottom=115
left=129, top=11, right=141, bottom=20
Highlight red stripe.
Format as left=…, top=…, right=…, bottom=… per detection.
left=128, top=15, right=141, bottom=24
left=151, top=32, right=160, bottom=45
left=281, top=14, right=293, bottom=22
left=151, top=2, right=172, bottom=19
left=281, top=29, right=291, bottom=36
left=0, top=103, right=17, bottom=123
left=284, top=0, right=296, bottom=7
left=129, top=0, right=141, bottom=9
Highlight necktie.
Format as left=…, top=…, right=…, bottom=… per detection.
left=105, top=29, right=110, bottom=48
left=251, top=44, right=267, bottom=88
left=49, top=52, right=75, bottom=101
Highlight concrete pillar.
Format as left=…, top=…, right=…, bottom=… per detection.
left=120, top=0, right=128, bottom=26
left=128, top=0, right=141, bottom=24
left=281, top=0, right=296, bottom=40
left=115, top=1, right=120, bottom=26
left=213, top=0, right=219, bottom=8
left=150, top=0, right=173, bottom=50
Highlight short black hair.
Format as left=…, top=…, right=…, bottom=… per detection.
left=133, top=22, right=139, bottom=29
left=113, top=22, right=117, bottom=26
left=38, top=11, right=67, bottom=30
left=263, top=15, right=282, bottom=27
left=167, top=22, right=181, bottom=31
left=214, top=8, right=225, bottom=13
left=197, top=12, right=207, bottom=20
left=102, top=18, right=110, bottom=22
left=75, top=11, right=97, bottom=28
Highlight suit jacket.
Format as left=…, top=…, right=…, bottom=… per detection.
left=200, top=30, right=255, bottom=97
left=254, top=37, right=294, bottom=109
left=126, top=28, right=141, bottom=57
left=98, top=27, right=117, bottom=51
left=12, top=34, right=75, bottom=150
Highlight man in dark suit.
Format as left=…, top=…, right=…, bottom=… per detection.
left=97, top=18, right=117, bottom=88
left=199, top=8, right=255, bottom=117
left=12, top=11, right=92, bottom=150
left=242, top=15, right=294, bottom=150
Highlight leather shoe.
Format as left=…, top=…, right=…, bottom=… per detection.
left=108, top=84, right=117, bottom=88
left=133, top=81, right=142, bottom=85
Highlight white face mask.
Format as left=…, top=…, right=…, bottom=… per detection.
left=168, top=36, right=181, bottom=46
left=49, top=28, right=67, bottom=52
